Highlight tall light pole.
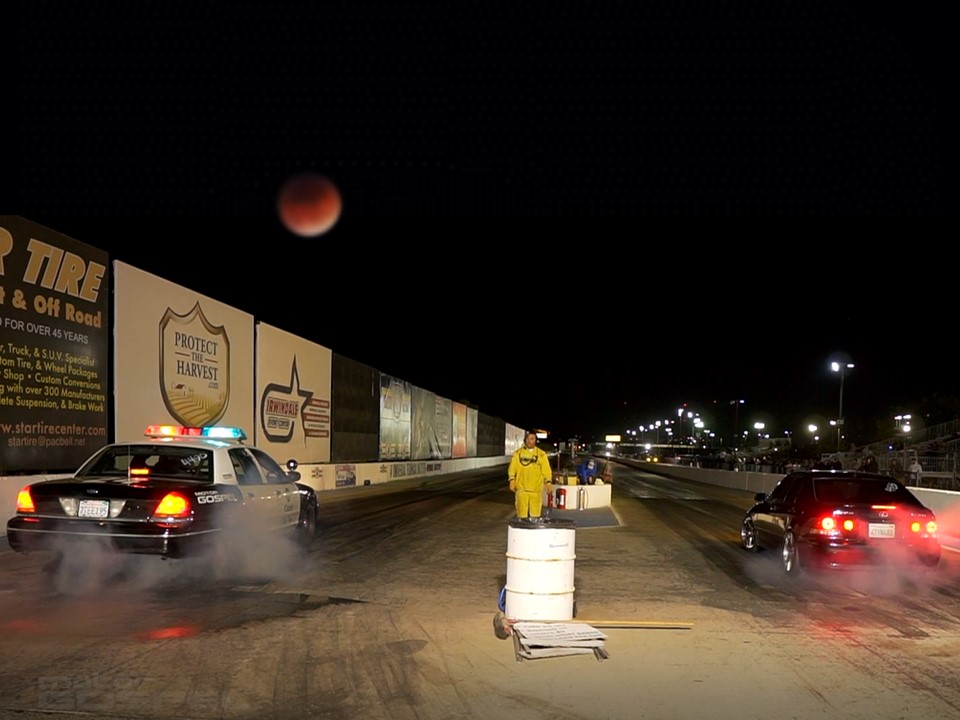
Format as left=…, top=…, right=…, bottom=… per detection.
left=831, top=360, right=854, bottom=452
left=729, top=399, right=744, bottom=450
left=808, top=424, right=820, bottom=457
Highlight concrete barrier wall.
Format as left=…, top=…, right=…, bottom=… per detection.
left=297, top=456, right=510, bottom=493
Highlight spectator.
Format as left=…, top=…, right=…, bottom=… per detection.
left=576, top=457, right=602, bottom=485
left=907, top=457, right=923, bottom=485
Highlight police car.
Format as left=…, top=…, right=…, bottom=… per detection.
left=6, top=424, right=319, bottom=559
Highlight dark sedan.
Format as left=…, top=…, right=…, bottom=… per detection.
left=740, top=470, right=941, bottom=575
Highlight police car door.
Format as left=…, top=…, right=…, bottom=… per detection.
left=229, top=447, right=287, bottom=532
left=249, top=447, right=300, bottom=532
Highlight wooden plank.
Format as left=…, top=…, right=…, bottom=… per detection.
left=563, top=619, right=694, bottom=630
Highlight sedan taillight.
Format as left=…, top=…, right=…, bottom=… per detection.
left=910, top=518, right=937, bottom=536
left=15, top=487, right=35, bottom=513
left=814, top=514, right=857, bottom=536
left=151, top=492, right=192, bottom=527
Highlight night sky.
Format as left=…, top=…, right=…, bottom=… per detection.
left=14, top=2, right=952, bottom=444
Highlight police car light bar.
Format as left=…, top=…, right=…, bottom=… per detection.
left=201, top=426, right=246, bottom=440
left=144, top=425, right=247, bottom=441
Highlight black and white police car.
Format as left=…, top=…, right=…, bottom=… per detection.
left=6, top=424, right=319, bottom=560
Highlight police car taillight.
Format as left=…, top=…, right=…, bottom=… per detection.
left=151, top=492, right=192, bottom=526
left=15, top=487, right=35, bottom=513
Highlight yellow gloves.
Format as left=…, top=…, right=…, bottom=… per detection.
left=509, top=479, right=516, bottom=493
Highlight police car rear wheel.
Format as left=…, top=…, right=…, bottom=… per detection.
left=295, top=495, right=318, bottom=546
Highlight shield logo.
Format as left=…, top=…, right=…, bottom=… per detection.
left=159, top=301, right=230, bottom=427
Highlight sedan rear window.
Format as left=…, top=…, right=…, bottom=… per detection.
left=77, top=444, right=214, bottom=483
left=812, top=478, right=915, bottom=505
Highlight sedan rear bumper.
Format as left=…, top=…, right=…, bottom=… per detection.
left=5, top=517, right=218, bottom=559
left=802, top=537, right=942, bottom=570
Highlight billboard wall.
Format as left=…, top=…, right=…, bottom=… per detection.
left=477, top=411, right=505, bottom=458
left=379, top=373, right=411, bottom=460
left=330, top=353, right=379, bottom=462
left=451, top=401, right=468, bottom=458
left=466, top=406, right=478, bottom=457
left=254, top=322, right=332, bottom=464
left=411, top=386, right=453, bottom=460
left=1, top=220, right=516, bottom=476
left=113, top=261, right=255, bottom=441
left=0, top=216, right=109, bottom=472
left=504, top=423, right=525, bottom=456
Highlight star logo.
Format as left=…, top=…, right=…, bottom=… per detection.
left=259, top=356, right=314, bottom=443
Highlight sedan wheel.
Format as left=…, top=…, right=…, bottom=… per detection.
left=740, top=517, right=759, bottom=551
left=781, top=530, right=800, bottom=575
left=295, top=495, right=318, bottom=547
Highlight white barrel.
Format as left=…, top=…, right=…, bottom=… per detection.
left=504, top=518, right=576, bottom=621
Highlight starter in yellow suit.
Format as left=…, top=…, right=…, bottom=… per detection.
left=508, top=432, right=553, bottom=519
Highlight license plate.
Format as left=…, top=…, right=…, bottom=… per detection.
left=869, top=523, right=895, bottom=538
left=78, top=499, right=109, bottom=518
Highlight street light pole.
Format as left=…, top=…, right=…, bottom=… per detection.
left=831, top=360, right=854, bottom=452
left=729, top=399, right=744, bottom=450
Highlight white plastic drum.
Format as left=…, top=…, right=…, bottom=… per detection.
left=504, top=518, right=576, bottom=621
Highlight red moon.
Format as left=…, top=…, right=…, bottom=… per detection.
left=277, top=173, right=342, bottom=236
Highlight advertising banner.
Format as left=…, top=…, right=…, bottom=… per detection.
left=0, top=216, right=109, bottom=472
left=113, top=261, right=254, bottom=441
left=255, top=322, right=332, bottom=463
left=379, top=374, right=411, bottom=460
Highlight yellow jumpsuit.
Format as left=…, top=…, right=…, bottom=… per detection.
left=508, top=445, right=553, bottom=519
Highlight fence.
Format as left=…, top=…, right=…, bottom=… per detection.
left=878, top=452, right=960, bottom=491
